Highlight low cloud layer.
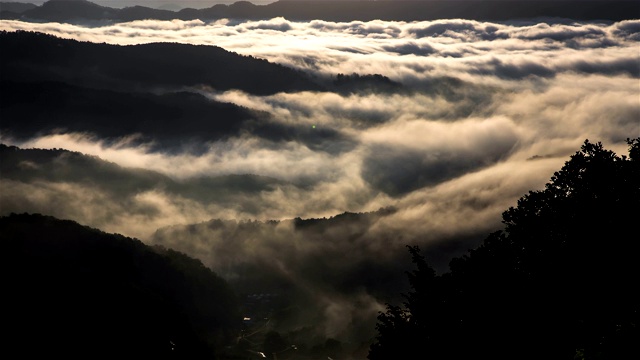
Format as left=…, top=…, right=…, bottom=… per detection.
left=2, top=17, right=639, bottom=82
left=1, top=17, right=639, bottom=355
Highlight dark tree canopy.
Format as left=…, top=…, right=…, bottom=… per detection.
left=0, top=213, right=242, bottom=359
left=332, top=73, right=404, bottom=95
left=369, top=138, right=640, bottom=360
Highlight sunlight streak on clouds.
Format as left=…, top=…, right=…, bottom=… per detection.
left=2, top=16, right=638, bottom=258
left=2, top=17, right=639, bottom=348
left=2, top=18, right=639, bottom=83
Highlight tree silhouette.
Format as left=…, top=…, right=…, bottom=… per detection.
left=369, top=138, right=640, bottom=360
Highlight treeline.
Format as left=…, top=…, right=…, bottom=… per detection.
left=0, top=31, right=377, bottom=152
left=369, top=138, right=640, bottom=359
left=0, top=212, right=241, bottom=359
left=332, top=73, right=404, bottom=95
left=0, top=30, right=321, bottom=96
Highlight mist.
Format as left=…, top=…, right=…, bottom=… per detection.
left=1, top=15, right=638, bottom=357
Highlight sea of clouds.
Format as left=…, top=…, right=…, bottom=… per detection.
left=1, top=17, right=638, bottom=347
left=2, top=17, right=637, bottom=236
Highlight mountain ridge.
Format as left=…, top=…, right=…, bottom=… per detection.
left=0, top=30, right=322, bottom=96
left=2, top=0, right=638, bottom=23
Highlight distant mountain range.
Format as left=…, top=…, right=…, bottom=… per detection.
left=2, top=0, right=638, bottom=23
left=0, top=1, right=37, bottom=13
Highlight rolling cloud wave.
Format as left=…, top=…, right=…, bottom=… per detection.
left=1, top=17, right=638, bottom=350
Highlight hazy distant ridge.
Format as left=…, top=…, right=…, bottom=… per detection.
left=0, top=1, right=37, bottom=13
left=2, top=0, right=638, bottom=23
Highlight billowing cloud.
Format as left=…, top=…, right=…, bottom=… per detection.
left=1, top=16, right=638, bottom=357
left=360, top=116, right=521, bottom=195
left=2, top=18, right=638, bottom=82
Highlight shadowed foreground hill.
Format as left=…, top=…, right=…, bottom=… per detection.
left=0, top=213, right=242, bottom=359
left=369, top=138, right=640, bottom=360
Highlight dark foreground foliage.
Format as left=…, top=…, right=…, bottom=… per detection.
left=369, top=138, right=640, bottom=360
left=0, top=213, right=241, bottom=359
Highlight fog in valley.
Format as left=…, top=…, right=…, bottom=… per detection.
left=1, top=3, right=638, bottom=357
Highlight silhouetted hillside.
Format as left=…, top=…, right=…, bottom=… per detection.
left=1, top=212, right=241, bottom=359
left=0, top=81, right=267, bottom=150
left=18, top=0, right=116, bottom=22
left=0, top=143, right=289, bottom=205
left=262, top=0, right=640, bottom=22
left=0, top=79, right=353, bottom=153
left=117, top=4, right=176, bottom=21
left=6, top=0, right=639, bottom=23
left=331, top=73, right=405, bottom=95
left=0, top=30, right=322, bottom=95
left=369, top=138, right=640, bottom=360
